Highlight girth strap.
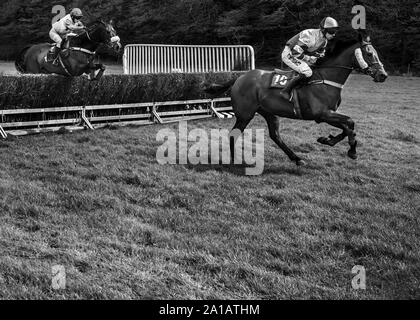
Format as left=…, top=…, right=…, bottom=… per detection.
left=55, top=47, right=96, bottom=77
left=308, top=79, right=345, bottom=89
left=291, top=89, right=303, bottom=119
left=69, top=47, right=96, bottom=55
left=58, top=55, right=72, bottom=76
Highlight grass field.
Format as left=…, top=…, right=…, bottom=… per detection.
left=0, top=74, right=419, bottom=299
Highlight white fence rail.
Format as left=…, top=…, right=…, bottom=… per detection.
left=0, top=98, right=234, bottom=139
left=123, top=44, right=255, bottom=75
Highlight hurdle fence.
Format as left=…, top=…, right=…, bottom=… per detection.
left=123, top=44, right=255, bottom=75
left=0, top=98, right=234, bottom=139
left=1, top=43, right=252, bottom=138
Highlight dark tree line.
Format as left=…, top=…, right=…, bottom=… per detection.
left=0, top=0, right=419, bottom=74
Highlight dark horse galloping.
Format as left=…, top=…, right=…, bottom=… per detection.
left=205, top=31, right=388, bottom=166
left=15, top=20, right=122, bottom=80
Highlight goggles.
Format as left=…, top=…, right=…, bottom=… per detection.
left=325, top=28, right=338, bottom=35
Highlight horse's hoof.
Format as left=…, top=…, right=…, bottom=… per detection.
left=317, top=137, right=328, bottom=144
left=318, top=137, right=335, bottom=146
left=348, top=151, right=358, bottom=160
left=296, top=159, right=306, bottom=166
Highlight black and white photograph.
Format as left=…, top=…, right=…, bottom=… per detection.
left=0, top=0, right=418, bottom=307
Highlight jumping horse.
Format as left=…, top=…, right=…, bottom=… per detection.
left=15, top=20, right=122, bottom=80
left=205, top=31, right=388, bottom=166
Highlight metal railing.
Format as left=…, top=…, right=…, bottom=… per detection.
left=0, top=98, right=234, bottom=138
left=123, top=44, right=255, bottom=75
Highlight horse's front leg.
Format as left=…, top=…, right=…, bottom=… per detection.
left=92, top=63, right=106, bottom=81
left=317, top=121, right=348, bottom=147
left=259, top=109, right=305, bottom=166
left=318, top=111, right=357, bottom=159
left=85, top=63, right=106, bottom=81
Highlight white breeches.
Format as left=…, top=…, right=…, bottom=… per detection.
left=49, top=29, right=63, bottom=47
left=281, top=46, right=313, bottom=78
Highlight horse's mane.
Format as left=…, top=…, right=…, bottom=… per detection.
left=316, top=39, right=359, bottom=65
left=328, top=39, right=359, bottom=55
left=69, top=20, right=106, bottom=44
left=86, top=20, right=106, bottom=28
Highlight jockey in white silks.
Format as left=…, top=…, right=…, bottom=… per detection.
left=279, top=17, right=339, bottom=100
left=47, top=8, right=86, bottom=63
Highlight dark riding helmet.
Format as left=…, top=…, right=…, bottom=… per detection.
left=70, top=8, right=83, bottom=20
left=320, top=17, right=339, bottom=35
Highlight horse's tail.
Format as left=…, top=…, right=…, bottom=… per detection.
left=15, top=46, right=31, bottom=73
left=203, top=78, right=236, bottom=96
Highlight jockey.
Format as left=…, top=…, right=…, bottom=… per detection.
left=47, top=8, right=86, bottom=63
left=279, top=17, right=339, bottom=100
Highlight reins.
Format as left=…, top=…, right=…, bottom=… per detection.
left=65, top=23, right=105, bottom=57
left=308, top=64, right=355, bottom=90
left=310, top=50, right=369, bottom=89
left=313, top=65, right=355, bottom=71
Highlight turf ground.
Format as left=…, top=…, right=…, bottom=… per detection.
left=0, top=74, right=419, bottom=299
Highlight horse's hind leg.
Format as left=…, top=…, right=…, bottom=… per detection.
left=230, top=117, right=253, bottom=163
left=258, top=109, right=305, bottom=166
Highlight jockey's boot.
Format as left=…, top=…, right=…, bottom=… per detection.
left=47, top=46, right=61, bottom=65
left=279, top=73, right=306, bottom=101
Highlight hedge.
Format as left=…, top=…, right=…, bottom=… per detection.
left=0, top=72, right=244, bottom=110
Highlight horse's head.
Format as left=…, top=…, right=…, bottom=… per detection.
left=316, top=31, right=388, bottom=84
left=355, top=31, right=388, bottom=83
left=86, top=20, right=122, bottom=53
left=105, top=21, right=123, bottom=53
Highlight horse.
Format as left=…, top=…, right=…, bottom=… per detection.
left=204, top=31, right=388, bottom=166
left=15, top=20, right=122, bottom=80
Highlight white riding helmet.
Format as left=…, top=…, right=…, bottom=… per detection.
left=320, top=17, right=339, bottom=30
left=70, top=8, right=83, bottom=20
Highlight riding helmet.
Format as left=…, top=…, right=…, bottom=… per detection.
left=70, top=8, right=83, bottom=19
left=320, top=17, right=339, bottom=33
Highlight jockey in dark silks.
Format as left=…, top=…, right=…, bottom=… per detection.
left=47, top=8, right=86, bottom=64
left=279, top=17, right=340, bottom=100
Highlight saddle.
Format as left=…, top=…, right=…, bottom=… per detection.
left=45, top=34, right=89, bottom=71
left=46, top=34, right=78, bottom=61
left=270, top=69, right=298, bottom=89
left=270, top=68, right=303, bottom=119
